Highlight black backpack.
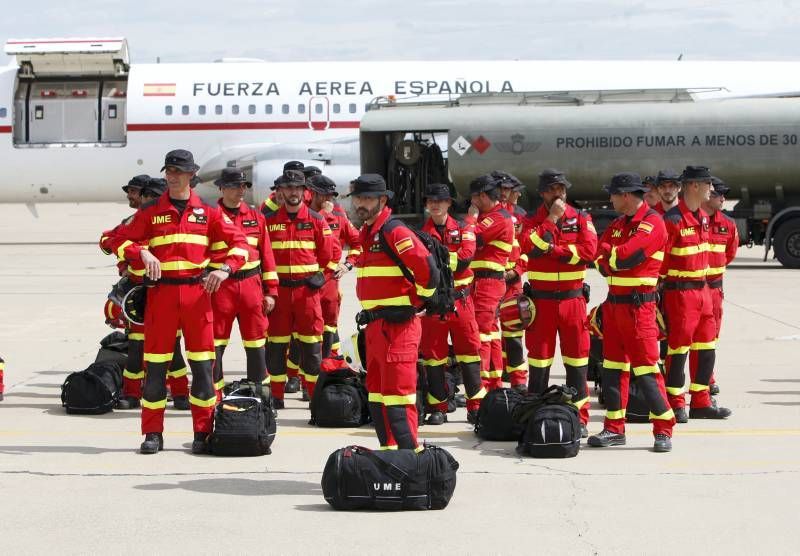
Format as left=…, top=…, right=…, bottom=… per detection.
left=473, top=387, right=526, bottom=441
left=310, top=366, right=370, bottom=428
left=378, top=219, right=456, bottom=317
left=94, top=331, right=128, bottom=372
left=322, top=444, right=459, bottom=511
left=513, top=385, right=581, bottom=458
left=211, top=381, right=276, bottom=456
left=61, top=361, right=123, bottom=414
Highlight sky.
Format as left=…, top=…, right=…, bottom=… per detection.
left=1, top=0, right=800, bottom=65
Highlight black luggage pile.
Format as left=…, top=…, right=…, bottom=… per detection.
left=309, top=357, right=370, bottom=428
left=61, top=332, right=126, bottom=414
left=211, top=380, right=276, bottom=456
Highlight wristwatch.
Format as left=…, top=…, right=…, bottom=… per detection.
left=219, top=264, right=232, bottom=275
left=343, top=261, right=354, bottom=271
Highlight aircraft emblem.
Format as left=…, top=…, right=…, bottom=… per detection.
left=494, top=133, right=541, bottom=155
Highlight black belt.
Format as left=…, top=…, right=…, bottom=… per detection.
left=356, top=306, right=417, bottom=326
left=230, top=267, right=261, bottom=281
left=708, top=279, right=723, bottom=289
left=155, top=275, right=204, bottom=286
left=607, top=292, right=658, bottom=305
left=279, top=278, right=307, bottom=288
left=454, top=289, right=470, bottom=300
left=663, top=281, right=706, bottom=291
left=473, top=270, right=504, bottom=280
left=529, top=288, right=583, bottom=300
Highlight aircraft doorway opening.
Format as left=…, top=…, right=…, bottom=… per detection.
left=309, top=96, right=329, bottom=131
left=386, top=132, right=450, bottom=218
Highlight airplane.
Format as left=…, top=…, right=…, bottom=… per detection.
left=2, top=36, right=800, bottom=207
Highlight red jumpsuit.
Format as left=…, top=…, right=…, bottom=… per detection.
left=661, top=200, right=717, bottom=410
left=689, top=209, right=739, bottom=385
left=262, top=202, right=332, bottom=401
left=596, top=202, right=675, bottom=437
left=520, top=203, right=597, bottom=425
left=419, top=215, right=485, bottom=413
left=356, top=206, right=438, bottom=450
left=500, top=203, right=529, bottom=386
left=109, top=191, right=249, bottom=435
left=100, top=216, right=188, bottom=401
left=469, top=204, right=515, bottom=390
left=210, top=200, right=278, bottom=395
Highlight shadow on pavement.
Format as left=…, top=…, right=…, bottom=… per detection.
left=747, top=390, right=800, bottom=395
left=0, top=445, right=137, bottom=455
left=763, top=401, right=800, bottom=406
left=134, top=477, right=321, bottom=497
left=293, top=503, right=331, bottom=512
left=761, top=378, right=800, bottom=383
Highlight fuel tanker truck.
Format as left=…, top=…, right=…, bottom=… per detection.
left=358, top=89, right=800, bottom=268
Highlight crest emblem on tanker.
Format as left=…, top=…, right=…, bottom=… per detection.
left=494, top=133, right=541, bottom=155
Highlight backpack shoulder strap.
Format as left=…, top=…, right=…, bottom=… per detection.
left=351, top=445, right=410, bottom=482
left=378, top=219, right=415, bottom=284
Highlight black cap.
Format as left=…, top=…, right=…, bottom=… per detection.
left=283, top=160, right=304, bottom=172
left=603, top=172, right=648, bottom=194
left=142, top=177, right=167, bottom=198
left=275, top=169, right=306, bottom=187
left=423, top=183, right=454, bottom=202
left=303, top=166, right=322, bottom=178
left=347, top=174, right=394, bottom=199
left=123, top=174, right=150, bottom=193
left=491, top=170, right=524, bottom=191
left=469, top=174, right=500, bottom=195
left=656, top=168, right=682, bottom=185
left=308, top=175, right=338, bottom=196
left=643, top=175, right=656, bottom=186
left=710, top=176, right=730, bottom=195
left=214, top=167, right=252, bottom=188
left=538, top=169, right=571, bottom=192
left=681, top=165, right=712, bottom=182
left=160, top=149, right=200, bottom=173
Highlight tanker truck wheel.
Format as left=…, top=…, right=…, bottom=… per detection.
left=773, top=218, right=800, bottom=269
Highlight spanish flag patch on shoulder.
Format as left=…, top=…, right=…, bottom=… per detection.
left=638, top=221, right=654, bottom=234
left=481, top=217, right=494, bottom=227
left=395, top=237, right=414, bottom=254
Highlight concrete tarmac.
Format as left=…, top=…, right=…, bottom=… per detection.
left=0, top=203, right=799, bottom=555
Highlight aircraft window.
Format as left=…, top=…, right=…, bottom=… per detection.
left=265, top=104, right=273, bottom=114
left=282, top=104, right=289, bottom=114
left=314, top=103, right=323, bottom=114
left=181, top=105, right=189, bottom=116
left=165, top=105, right=173, bottom=116
left=0, top=108, right=6, bottom=118
left=298, top=104, right=306, bottom=114
left=198, top=105, right=206, bottom=115
left=248, top=104, right=256, bottom=115
left=232, top=104, right=240, bottom=115
left=348, top=103, right=356, bottom=114
left=215, top=105, right=223, bottom=115
left=333, top=103, right=341, bottom=114
left=364, top=103, right=369, bottom=112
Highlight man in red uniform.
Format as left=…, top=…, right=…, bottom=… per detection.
left=643, top=176, right=660, bottom=209
left=494, top=171, right=529, bottom=390
left=661, top=166, right=732, bottom=422
left=521, top=169, right=596, bottom=435
left=210, top=168, right=278, bottom=395
left=110, top=149, right=250, bottom=454
left=351, top=174, right=438, bottom=450
left=262, top=170, right=333, bottom=409
left=419, top=183, right=485, bottom=425
left=591, top=172, right=675, bottom=452
left=654, top=169, right=682, bottom=215
left=690, top=176, right=739, bottom=395
left=100, top=177, right=190, bottom=411
left=468, top=175, right=515, bottom=390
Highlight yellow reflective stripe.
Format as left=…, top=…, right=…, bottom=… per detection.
left=360, top=296, right=412, bottom=310
left=368, top=392, right=383, bottom=403
left=448, top=251, right=458, bottom=272
left=189, top=395, right=217, bottom=408
left=116, top=240, right=133, bottom=260
left=167, top=367, right=188, bottom=379
left=505, top=361, right=527, bottom=372
left=689, top=383, right=710, bottom=392
left=606, top=276, right=659, bottom=287
left=286, top=358, right=300, bottom=371
left=276, top=264, right=319, bottom=273
left=304, top=373, right=319, bottom=383
left=650, top=250, right=665, bottom=261
left=501, top=330, right=525, bottom=338
left=326, top=261, right=339, bottom=271
left=666, top=269, right=707, bottom=278
left=499, top=298, right=518, bottom=309
left=324, top=325, right=338, bottom=333
left=667, top=345, right=690, bottom=355
left=470, top=260, right=506, bottom=272
left=331, top=342, right=341, bottom=351
left=268, top=335, right=291, bottom=343
left=322, top=228, right=332, bottom=236
left=480, top=369, right=504, bottom=379
left=348, top=248, right=362, bottom=256
left=468, top=387, right=488, bottom=401
left=356, top=266, right=405, bottom=278
left=128, top=267, right=147, bottom=277
left=294, top=333, right=322, bottom=344
left=123, top=369, right=145, bottom=380
left=227, top=247, right=249, bottom=259
left=528, top=357, right=554, bottom=368
left=214, top=379, right=225, bottom=391
left=214, top=339, right=229, bottom=347
left=262, top=375, right=271, bottom=385
left=187, top=351, right=215, bottom=361
left=587, top=221, right=596, bottom=234
left=666, top=386, right=685, bottom=396
left=262, top=271, right=278, bottom=281
left=606, top=409, right=626, bottom=420
left=265, top=197, right=280, bottom=211
left=566, top=244, right=580, bottom=265
left=239, top=260, right=261, bottom=271
left=609, top=246, right=619, bottom=270
left=708, top=243, right=727, bottom=253
left=141, top=398, right=167, bottom=410
left=149, top=234, right=209, bottom=248
left=416, top=284, right=436, bottom=298
left=422, top=357, right=448, bottom=367
left=379, top=445, right=399, bottom=451
left=455, top=354, right=481, bottom=364
left=563, top=356, right=589, bottom=367
left=572, top=396, right=590, bottom=410
left=633, top=365, right=660, bottom=376
left=650, top=409, right=675, bottom=421
left=270, top=374, right=287, bottom=383
left=489, top=240, right=513, bottom=252
left=243, top=338, right=267, bottom=348
left=246, top=236, right=259, bottom=246
left=462, top=232, right=476, bottom=241
left=427, top=392, right=446, bottom=405
left=479, top=332, right=493, bottom=342
left=271, top=240, right=317, bottom=249
left=454, top=276, right=474, bottom=287
left=603, top=360, right=631, bottom=371
left=128, top=332, right=145, bottom=341
left=669, top=243, right=709, bottom=256
left=160, top=259, right=210, bottom=271
left=530, top=231, right=551, bottom=251
left=144, top=352, right=172, bottom=363
left=706, top=266, right=726, bottom=275
left=210, top=241, right=228, bottom=250
left=691, top=341, right=716, bottom=350
left=527, top=270, right=586, bottom=281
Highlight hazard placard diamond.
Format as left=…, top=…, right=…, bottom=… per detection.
left=451, top=136, right=472, bottom=156
left=471, top=135, right=491, bottom=154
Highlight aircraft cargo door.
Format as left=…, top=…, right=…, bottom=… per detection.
left=100, top=81, right=127, bottom=142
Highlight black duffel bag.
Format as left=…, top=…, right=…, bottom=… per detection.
left=514, top=385, right=581, bottom=458
left=94, top=331, right=128, bottom=372
left=310, top=358, right=370, bottom=427
left=322, top=444, right=459, bottom=511
left=61, top=361, right=123, bottom=414
left=211, top=381, right=276, bottom=456
left=474, top=387, right=526, bottom=441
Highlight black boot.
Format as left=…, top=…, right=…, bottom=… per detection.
left=301, top=387, right=310, bottom=402
left=272, top=398, right=285, bottom=410
left=673, top=406, right=688, bottom=423
left=116, top=396, right=140, bottom=410
left=140, top=433, right=163, bottom=454
left=285, top=376, right=301, bottom=394
left=425, top=411, right=447, bottom=425
left=587, top=429, right=626, bottom=447
left=689, top=400, right=732, bottom=419
left=580, top=423, right=589, bottom=439
left=191, top=432, right=210, bottom=454
left=653, top=433, right=672, bottom=452
left=709, top=383, right=720, bottom=395
left=173, top=395, right=190, bottom=411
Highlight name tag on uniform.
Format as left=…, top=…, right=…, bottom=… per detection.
left=329, top=223, right=340, bottom=230
left=188, top=214, right=208, bottom=224
left=242, top=219, right=258, bottom=227
left=297, top=222, right=313, bottom=230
